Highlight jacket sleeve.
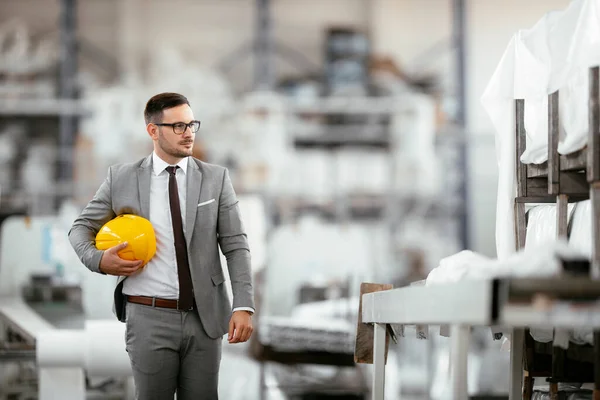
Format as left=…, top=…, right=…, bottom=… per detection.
left=68, top=167, right=116, bottom=274
left=217, top=168, right=254, bottom=311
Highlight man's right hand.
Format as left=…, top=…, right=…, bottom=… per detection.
left=99, top=242, right=143, bottom=276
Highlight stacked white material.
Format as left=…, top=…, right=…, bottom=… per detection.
left=258, top=316, right=355, bottom=354
left=568, top=200, right=593, bottom=258
left=425, top=240, right=571, bottom=287
left=524, top=204, right=589, bottom=347
left=481, top=0, right=600, bottom=259
left=525, top=205, right=572, bottom=247
left=568, top=204, right=595, bottom=346
left=425, top=205, right=582, bottom=286
left=424, top=202, right=594, bottom=347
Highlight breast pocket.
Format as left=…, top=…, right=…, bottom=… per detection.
left=195, top=199, right=218, bottom=229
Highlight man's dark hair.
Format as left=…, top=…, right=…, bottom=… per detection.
left=144, top=92, right=190, bottom=124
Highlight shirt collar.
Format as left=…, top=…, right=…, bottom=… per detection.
left=152, top=151, right=189, bottom=176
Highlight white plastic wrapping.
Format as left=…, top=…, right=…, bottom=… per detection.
left=551, top=0, right=600, bottom=155
left=524, top=204, right=575, bottom=248
left=481, top=33, right=519, bottom=259
left=424, top=238, right=586, bottom=287
left=519, top=13, right=561, bottom=165
left=526, top=205, right=557, bottom=247
left=425, top=240, right=593, bottom=347
left=481, top=0, right=600, bottom=259
left=558, top=68, right=591, bottom=155
left=520, top=0, right=600, bottom=161
left=526, top=201, right=593, bottom=346
left=569, top=200, right=592, bottom=258
left=547, top=0, right=600, bottom=93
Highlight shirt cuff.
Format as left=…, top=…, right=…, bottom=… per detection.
left=233, top=307, right=255, bottom=314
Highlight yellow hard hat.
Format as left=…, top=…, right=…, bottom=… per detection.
left=95, top=214, right=156, bottom=266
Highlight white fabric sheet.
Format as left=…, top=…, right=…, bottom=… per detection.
left=527, top=202, right=594, bottom=346
left=481, top=0, right=600, bottom=260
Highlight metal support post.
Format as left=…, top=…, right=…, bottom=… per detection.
left=509, top=328, right=525, bottom=400
left=593, top=182, right=600, bottom=279
left=449, top=324, right=469, bottom=400
left=254, top=0, right=274, bottom=90
left=453, top=0, right=469, bottom=250
left=58, top=0, right=78, bottom=205
left=372, top=323, right=386, bottom=400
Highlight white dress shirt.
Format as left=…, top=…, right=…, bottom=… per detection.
left=122, top=152, right=252, bottom=314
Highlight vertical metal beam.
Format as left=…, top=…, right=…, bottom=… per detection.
left=594, top=330, right=600, bottom=400
left=591, top=67, right=600, bottom=280
left=516, top=99, right=527, bottom=198
left=372, top=323, right=386, bottom=400
left=509, top=328, right=525, bottom=400
left=255, top=0, right=274, bottom=90
left=58, top=0, right=78, bottom=186
left=449, top=324, right=470, bottom=400
left=589, top=66, right=600, bottom=182
left=453, top=0, right=469, bottom=250
left=556, top=194, right=569, bottom=238
left=515, top=202, right=527, bottom=249
left=548, top=91, right=560, bottom=195
left=592, top=182, right=600, bottom=279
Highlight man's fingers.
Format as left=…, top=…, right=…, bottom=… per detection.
left=119, top=259, right=143, bottom=268
left=240, top=327, right=251, bottom=342
left=228, top=320, right=235, bottom=341
left=230, top=324, right=252, bottom=343
left=244, top=326, right=254, bottom=342
left=110, top=242, right=129, bottom=253
left=121, top=262, right=143, bottom=274
left=121, top=266, right=141, bottom=275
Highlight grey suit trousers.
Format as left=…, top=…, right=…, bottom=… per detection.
left=125, top=301, right=222, bottom=400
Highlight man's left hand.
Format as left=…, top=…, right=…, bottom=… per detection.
left=228, top=311, right=253, bottom=344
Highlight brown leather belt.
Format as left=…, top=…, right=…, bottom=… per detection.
left=126, top=295, right=195, bottom=311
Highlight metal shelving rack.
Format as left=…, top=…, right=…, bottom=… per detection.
left=512, top=66, right=600, bottom=400
left=0, top=0, right=88, bottom=216
left=361, top=278, right=600, bottom=400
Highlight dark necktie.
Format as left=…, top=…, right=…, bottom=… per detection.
left=166, top=166, right=194, bottom=310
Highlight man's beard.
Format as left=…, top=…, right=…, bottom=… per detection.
left=158, top=132, right=193, bottom=158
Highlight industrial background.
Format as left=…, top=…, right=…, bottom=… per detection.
left=1, top=0, right=598, bottom=399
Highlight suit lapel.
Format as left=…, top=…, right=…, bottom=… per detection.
left=137, top=155, right=152, bottom=219
left=185, top=158, right=202, bottom=245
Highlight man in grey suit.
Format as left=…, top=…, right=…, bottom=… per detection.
left=69, top=92, right=254, bottom=400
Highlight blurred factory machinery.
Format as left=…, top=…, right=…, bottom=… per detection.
left=0, top=0, right=474, bottom=399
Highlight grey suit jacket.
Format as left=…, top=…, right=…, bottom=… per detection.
left=68, top=155, right=254, bottom=339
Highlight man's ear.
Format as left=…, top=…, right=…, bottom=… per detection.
left=146, top=123, right=158, bottom=139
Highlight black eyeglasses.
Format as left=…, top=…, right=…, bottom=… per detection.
left=154, top=120, right=201, bottom=134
